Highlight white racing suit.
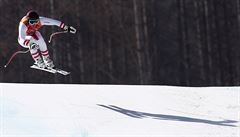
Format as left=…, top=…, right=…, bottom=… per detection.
left=18, top=16, right=66, bottom=68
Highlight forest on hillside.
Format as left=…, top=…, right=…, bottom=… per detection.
left=0, top=0, right=240, bottom=86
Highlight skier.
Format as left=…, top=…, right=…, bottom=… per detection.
left=18, top=10, right=76, bottom=68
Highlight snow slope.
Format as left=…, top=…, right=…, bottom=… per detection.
left=0, top=83, right=239, bottom=137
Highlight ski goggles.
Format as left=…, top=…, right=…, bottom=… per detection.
left=29, top=19, right=39, bottom=25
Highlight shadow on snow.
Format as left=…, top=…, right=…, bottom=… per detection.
left=97, top=104, right=238, bottom=127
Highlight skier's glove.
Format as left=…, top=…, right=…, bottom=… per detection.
left=29, top=42, right=39, bottom=50
left=63, top=25, right=77, bottom=34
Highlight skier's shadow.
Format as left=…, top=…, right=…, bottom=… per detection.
left=97, top=104, right=238, bottom=127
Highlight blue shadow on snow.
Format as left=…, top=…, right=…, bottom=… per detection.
left=97, top=104, right=238, bottom=127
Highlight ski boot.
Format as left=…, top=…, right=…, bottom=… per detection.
left=34, top=56, right=46, bottom=68
left=43, top=55, right=55, bottom=69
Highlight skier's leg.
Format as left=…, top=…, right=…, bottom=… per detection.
left=35, top=31, right=55, bottom=68
left=18, top=36, right=45, bottom=68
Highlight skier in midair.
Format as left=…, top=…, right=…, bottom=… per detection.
left=18, top=10, right=76, bottom=68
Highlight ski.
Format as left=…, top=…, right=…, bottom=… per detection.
left=30, top=64, right=70, bottom=75
left=54, top=68, right=71, bottom=75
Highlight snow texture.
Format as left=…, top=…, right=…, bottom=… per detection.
left=0, top=83, right=239, bottom=137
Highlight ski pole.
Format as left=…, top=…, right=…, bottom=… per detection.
left=48, top=30, right=68, bottom=43
left=4, top=49, right=30, bottom=68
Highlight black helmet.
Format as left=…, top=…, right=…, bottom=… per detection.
left=26, top=10, right=39, bottom=20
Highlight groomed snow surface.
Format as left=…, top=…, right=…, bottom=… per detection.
left=0, top=83, right=239, bottom=137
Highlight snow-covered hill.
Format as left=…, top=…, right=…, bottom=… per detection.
left=0, top=84, right=239, bottom=137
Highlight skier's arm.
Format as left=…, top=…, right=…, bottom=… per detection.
left=39, top=16, right=66, bottom=29
left=18, top=22, right=32, bottom=46
left=40, top=16, right=77, bottom=34
left=18, top=22, right=27, bottom=40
